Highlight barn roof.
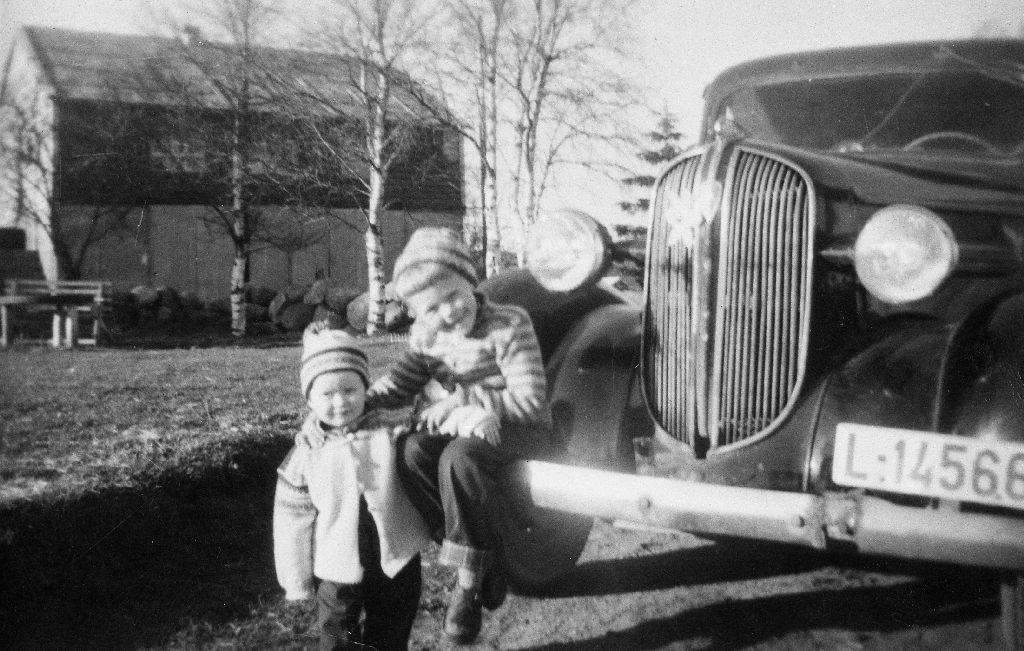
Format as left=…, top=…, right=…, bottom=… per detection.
left=20, top=26, right=449, bottom=122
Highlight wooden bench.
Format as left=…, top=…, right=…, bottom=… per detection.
left=1, top=280, right=111, bottom=347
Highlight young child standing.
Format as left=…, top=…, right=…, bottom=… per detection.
left=274, top=326, right=429, bottom=651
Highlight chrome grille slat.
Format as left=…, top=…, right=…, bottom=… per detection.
left=729, top=154, right=754, bottom=439
left=759, top=163, right=778, bottom=431
left=739, top=154, right=767, bottom=442
left=679, top=161, right=700, bottom=442
left=644, top=148, right=814, bottom=449
left=755, top=160, right=785, bottom=440
left=644, top=157, right=700, bottom=445
left=766, top=169, right=789, bottom=417
left=667, top=172, right=683, bottom=436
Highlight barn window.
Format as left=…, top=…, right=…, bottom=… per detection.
left=151, top=136, right=206, bottom=172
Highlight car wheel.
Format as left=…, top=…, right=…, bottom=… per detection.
left=1003, top=572, right=1023, bottom=651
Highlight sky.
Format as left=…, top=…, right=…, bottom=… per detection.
left=3, top=0, right=1022, bottom=222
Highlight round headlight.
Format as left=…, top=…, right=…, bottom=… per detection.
left=526, top=209, right=610, bottom=292
left=854, top=204, right=958, bottom=304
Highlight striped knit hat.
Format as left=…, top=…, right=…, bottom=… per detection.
left=392, top=227, right=479, bottom=298
left=300, top=326, right=370, bottom=397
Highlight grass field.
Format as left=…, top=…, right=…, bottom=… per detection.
left=0, top=342, right=452, bottom=651
left=1, top=343, right=1012, bottom=651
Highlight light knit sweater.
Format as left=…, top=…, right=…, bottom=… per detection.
left=367, top=295, right=552, bottom=454
left=273, top=412, right=430, bottom=600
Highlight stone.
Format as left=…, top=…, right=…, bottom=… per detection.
left=312, top=304, right=347, bottom=330
left=323, top=285, right=362, bottom=314
left=304, top=279, right=328, bottom=305
left=155, top=286, right=182, bottom=313
left=179, top=292, right=204, bottom=313
left=247, top=285, right=277, bottom=307
left=279, top=302, right=317, bottom=332
left=384, top=301, right=411, bottom=331
left=244, top=303, right=269, bottom=322
left=282, top=284, right=310, bottom=302
left=268, top=292, right=290, bottom=323
left=206, top=297, right=232, bottom=315
left=346, top=292, right=370, bottom=332
left=131, top=285, right=159, bottom=308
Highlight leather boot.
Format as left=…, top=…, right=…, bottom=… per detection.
left=481, top=569, right=508, bottom=610
left=444, top=585, right=483, bottom=644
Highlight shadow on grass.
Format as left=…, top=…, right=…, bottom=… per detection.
left=533, top=538, right=827, bottom=598
left=516, top=533, right=1000, bottom=651
left=0, top=441, right=1003, bottom=651
left=517, top=577, right=999, bottom=651
left=0, top=435, right=295, bottom=651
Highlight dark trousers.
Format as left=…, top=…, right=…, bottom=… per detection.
left=397, top=433, right=511, bottom=560
left=316, top=499, right=422, bottom=651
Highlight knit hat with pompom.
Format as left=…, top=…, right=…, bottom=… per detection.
left=392, top=227, right=479, bottom=298
left=300, top=324, right=369, bottom=397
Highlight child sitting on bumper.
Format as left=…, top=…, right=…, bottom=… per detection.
left=303, top=227, right=559, bottom=644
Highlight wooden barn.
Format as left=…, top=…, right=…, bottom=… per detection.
left=0, top=26, right=464, bottom=299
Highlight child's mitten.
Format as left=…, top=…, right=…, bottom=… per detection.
left=439, top=405, right=500, bottom=446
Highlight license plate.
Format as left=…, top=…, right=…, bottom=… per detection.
left=833, top=423, right=1024, bottom=511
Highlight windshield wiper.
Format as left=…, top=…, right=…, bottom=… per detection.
left=856, top=73, right=927, bottom=150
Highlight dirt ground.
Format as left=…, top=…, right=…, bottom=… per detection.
left=410, top=519, right=1005, bottom=651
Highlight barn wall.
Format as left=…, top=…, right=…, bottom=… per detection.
left=56, top=205, right=149, bottom=286
left=63, top=204, right=463, bottom=299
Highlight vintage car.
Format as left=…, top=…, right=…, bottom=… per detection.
left=480, top=39, right=1024, bottom=648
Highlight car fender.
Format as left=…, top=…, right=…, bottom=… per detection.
left=478, top=268, right=622, bottom=362
left=941, top=291, right=1024, bottom=445
left=808, top=292, right=1024, bottom=492
left=807, top=318, right=953, bottom=492
left=478, top=270, right=649, bottom=469
left=544, top=302, right=650, bottom=471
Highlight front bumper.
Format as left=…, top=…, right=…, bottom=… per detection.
left=523, top=460, right=1024, bottom=571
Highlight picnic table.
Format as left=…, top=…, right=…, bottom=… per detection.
left=0, top=279, right=111, bottom=347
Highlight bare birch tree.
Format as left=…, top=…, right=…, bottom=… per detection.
left=412, top=0, right=641, bottom=269
left=503, top=0, right=639, bottom=264
left=294, top=0, right=439, bottom=334
left=139, top=0, right=310, bottom=336
left=467, top=0, right=506, bottom=277
left=410, top=0, right=509, bottom=277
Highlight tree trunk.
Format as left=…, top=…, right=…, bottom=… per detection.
left=511, top=117, right=527, bottom=267
left=364, top=155, right=387, bottom=336
left=364, top=218, right=386, bottom=336
left=517, top=135, right=535, bottom=268
left=50, top=230, right=78, bottom=280
left=230, top=236, right=248, bottom=338
left=364, top=67, right=388, bottom=336
left=230, top=108, right=248, bottom=338
left=523, top=146, right=536, bottom=268
left=484, top=164, right=499, bottom=275
left=476, top=56, right=489, bottom=276
left=519, top=92, right=543, bottom=269
left=484, top=46, right=501, bottom=277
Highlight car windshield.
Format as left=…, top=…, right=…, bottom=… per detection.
left=715, top=66, right=1024, bottom=157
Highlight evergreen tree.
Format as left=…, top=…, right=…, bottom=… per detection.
left=618, top=112, right=684, bottom=215
left=606, top=112, right=683, bottom=291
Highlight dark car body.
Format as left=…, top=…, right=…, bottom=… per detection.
left=655, top=39, right=1024, bottom=481
left=481, top=39, right=1024, bottom=647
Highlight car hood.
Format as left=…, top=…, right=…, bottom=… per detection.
left=747, top=143, right=1024, bottom=215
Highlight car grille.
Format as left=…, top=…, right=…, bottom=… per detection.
left=643, top=147, right=815, bottom=449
